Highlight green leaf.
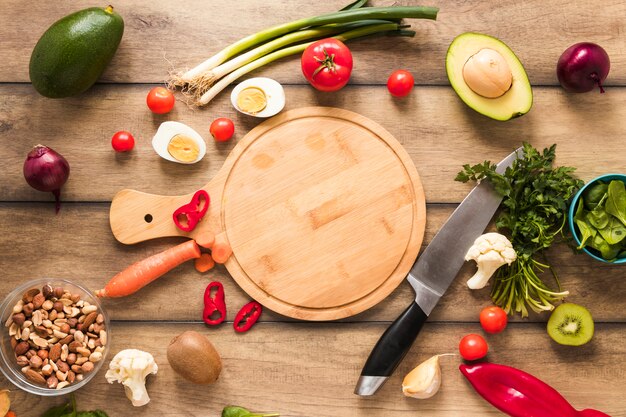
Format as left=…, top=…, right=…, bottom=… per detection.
left=606, top=180, right=626, bottom=226
left=340, top=0, right=368, bottom=10
left=583, top=181, right=608, bottom=210
left=588, top=233, right=621, bottom=260
left=222, top=406, right=279, bottom=417
left=598, top=217, right=626, bottom=245
left=586, top=208, right=609, bottom=229
left=575, top=218, right=596, bottom=249
left=41, top=404, right=71, bottom=417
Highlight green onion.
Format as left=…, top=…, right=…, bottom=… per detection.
left=197, top=22, right=413, bottom=105
left=190, top=20, right=398, bottom=94
left=172, top=6, right=437, bottom=92
left=182, top=7, right=436, bottom=79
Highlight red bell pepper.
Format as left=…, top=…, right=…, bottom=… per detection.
left=173, top=190, right=210, bottom=232
left=460, top=362, right=611, bottom=417
left=203, top=281, right=226, bottom=326
left=233, top=301, right=262, bottom=333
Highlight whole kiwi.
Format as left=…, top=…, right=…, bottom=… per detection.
left=167, top=331, right=222, bottom=384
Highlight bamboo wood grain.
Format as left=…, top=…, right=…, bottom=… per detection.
left=1, top=203, right=623, bottom=323
left=0, top=0, right=624, bottom=85
left=2, top=84, right=625, bottom=203
left=2, top=322, right=623, bottom=417
left=109, top=107, right=427, bottom=320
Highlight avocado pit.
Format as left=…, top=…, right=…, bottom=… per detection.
left=462, top=48, right=512, bottom=98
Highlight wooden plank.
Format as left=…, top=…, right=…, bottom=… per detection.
left=2, top=322, right=622, bottom=416
left=2, top=84, right=625, bottom=202
left=1, top=0, right=624, bottom=85
left=1, top=203, right=623, bottom=323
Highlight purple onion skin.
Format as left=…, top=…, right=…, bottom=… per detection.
left=557, top=42, right=610, bottom=93
left=23, top=145, right=70, bottom=213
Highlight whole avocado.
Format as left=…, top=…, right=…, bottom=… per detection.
left=29, top=5, right=124, bottom=98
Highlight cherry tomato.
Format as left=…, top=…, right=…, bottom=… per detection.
left=210, top=118, right=235, bottom=142
left=479, top=306, right=508, bottom=334
left=301, top=38, right=353, bottom=92
left=387, top=70, right=415, bottom=97
left=146, top=87, right=175, bottom=114
left=459, top=334, right=488, bottom=361
left=111, top=131, right=135, bottom=152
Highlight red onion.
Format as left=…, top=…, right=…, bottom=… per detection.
left=557, top=42, right=610, bottom=93
left=23, top=145, right=70, bottom=213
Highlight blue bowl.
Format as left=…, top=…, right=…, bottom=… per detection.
left=568, top=173, right=626, bottom=264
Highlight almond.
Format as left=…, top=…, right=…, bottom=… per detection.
left=22, top=288, right=40, bottom=304
left=14, top=341, right=29, bottom=356
left=49, top=344, right=62, bottom=362
left=82, top=312, right=98, bottom=330
left=24, top=368, right=46, bottom=385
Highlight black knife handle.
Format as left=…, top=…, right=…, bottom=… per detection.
left=360, top=301, right=428, bottom=377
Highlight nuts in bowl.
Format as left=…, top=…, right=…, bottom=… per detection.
left=0, top=279, right=110, bottom=395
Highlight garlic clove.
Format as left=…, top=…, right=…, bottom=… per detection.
left=402, top=355, right=448, bottom=399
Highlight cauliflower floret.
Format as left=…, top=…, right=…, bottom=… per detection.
left=465, top=233, right=516, bottom=289
left=105, top=349, right=158, bottom=407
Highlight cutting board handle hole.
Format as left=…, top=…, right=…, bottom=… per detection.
left=144, top=214, right=153, bottom=223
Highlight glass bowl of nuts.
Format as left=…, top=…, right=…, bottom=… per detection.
left=0, top=279, right=110, bottom=396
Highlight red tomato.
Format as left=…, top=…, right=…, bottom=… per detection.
left=301, top=38, right=353, bottom=92
left=459, top=334, right=488, bottom=361
left=387, top=70, right=415, bottom=97
left=480, top=306, right=508, bottom=334
left=210, top=118, right=235, bottom=142
left=111, top=131, right=135, bottom=152
left=146, top=87, right=175, bottom=114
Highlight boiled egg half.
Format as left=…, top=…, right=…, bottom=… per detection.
left=152, top=121, right=206, bottom=164
left=231, top=77, right=285, bottom=118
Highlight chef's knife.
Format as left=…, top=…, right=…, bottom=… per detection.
left=354, top=148, right=521, bottom=396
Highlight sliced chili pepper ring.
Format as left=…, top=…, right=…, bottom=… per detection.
left=173, top=190, right=210, bottom=232
left=233, top=301, right=262, bottom=332
left=203, top=281, right=226, bottom=326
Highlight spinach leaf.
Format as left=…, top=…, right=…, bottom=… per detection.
left=583, top=181, right=608, bottom=210
left=598, top=217, right=626, bottom=245
left=222, top=406, right=280, bottom=417
left=574, top=199, right=596, bottom=249
left=589, top=233, right=621, bottom=260
left=575, top=219, right=596, bottom=249
left=41, top=404, right=71, bottom=417
left=606, top=180, right=626, bottom=226
left=586, top=208, right=609, bottom=229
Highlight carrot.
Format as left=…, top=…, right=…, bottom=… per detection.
left=195, top=253, right=215, bottom=273
left=5, top=411, right=16, bottom=417
left=211, top=234, right=232, bottom=264
left=96, top=240, right=201, bottom=298
left=194, top=231, right=215, bottom=249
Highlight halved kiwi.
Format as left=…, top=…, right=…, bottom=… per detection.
left=547, top=303, right=594, bottom=346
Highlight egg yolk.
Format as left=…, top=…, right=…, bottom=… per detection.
left=237, top=87, right=267, bottom=114
left=167, top=135, right=200, bottom=162
left=462, top=48, right=513, bottom=98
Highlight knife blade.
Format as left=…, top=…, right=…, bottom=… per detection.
left=354, top=148, right=521, bottom=396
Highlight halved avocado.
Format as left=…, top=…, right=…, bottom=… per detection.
left=446, top=33, right=532, bottom=121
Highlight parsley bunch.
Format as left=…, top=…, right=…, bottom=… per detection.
left=456, top=143, right=584, bottom=317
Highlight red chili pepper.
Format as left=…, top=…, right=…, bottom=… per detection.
left=173, top=190, right=210, bottom=232
left=460, top=362, right=611, bottom=417
left=203, top=281, right=226, bottom=326
left=233, top=301, right=262, bottom=333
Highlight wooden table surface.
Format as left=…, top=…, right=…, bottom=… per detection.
left=1, top=1, right=625, bottom=416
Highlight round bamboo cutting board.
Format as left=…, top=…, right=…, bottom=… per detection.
left=109, top=107, right=426, bottom=320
